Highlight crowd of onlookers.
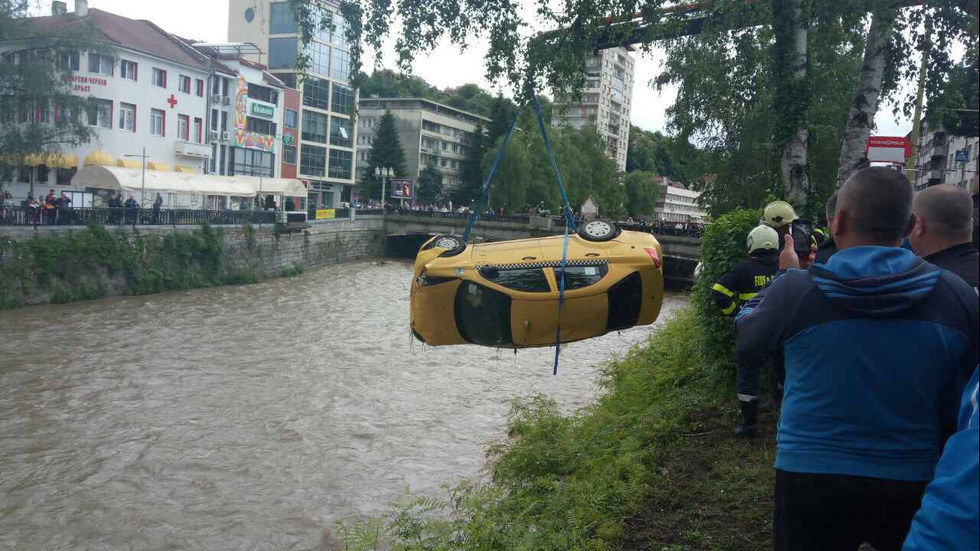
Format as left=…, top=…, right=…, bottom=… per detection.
left=713, top=168, right=978, bottom=550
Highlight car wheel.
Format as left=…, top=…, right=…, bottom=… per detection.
left=434, top=235, right=466, bottom=257
left=577, top=219, right=619, bottom=242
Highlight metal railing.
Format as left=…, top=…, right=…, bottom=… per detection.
left=0, top=206, right=276, bottom=228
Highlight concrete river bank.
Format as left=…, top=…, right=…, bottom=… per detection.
left=0, top=259, right=687, bottom=549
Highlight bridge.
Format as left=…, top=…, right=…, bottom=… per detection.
left=372, top=210, right=702, bottom=284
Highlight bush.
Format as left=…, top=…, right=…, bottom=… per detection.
left=689, top=209, right=762, bottom=386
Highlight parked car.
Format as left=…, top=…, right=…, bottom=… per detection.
left=410, top=219, right=665, bottom=348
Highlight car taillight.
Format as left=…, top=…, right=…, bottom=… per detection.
left=643, top=247, right=662, bottom=269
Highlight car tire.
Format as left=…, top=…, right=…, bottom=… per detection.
left=433, top=235, right=466, bottom=257
left=577, top=219, right=619, bottom=242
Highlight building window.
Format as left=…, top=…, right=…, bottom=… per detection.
left=330, top=83, right=353, bottom=115
left=119, top=103, right=136, bottom=132
left=283, top=145, right=297, bottom=164
left=330, top=48, right=349, bottom=82
left=246, top=117, right=276, bottom=136
left=150, top=108, right=165, bottom=136
left=196, top=79, right=205, bottom=97
left=152, top=68, right=167, bottom=88
left=277, top=73, right=297, bottom=88
left=178, top=75, right=192, bottom=94
left=120, top=59, right=137, bottom=81
left=269, top=2, right=298, bottom=34
left=300, top=144, right=326, bottom=176
left=59, top=50, right=79, bottom=71
left=88, top=99, right=112, bottom=128
left=328, top=148, right=352, bottom=179
left=247, top=83, right=279, bottom=104
left=303, top=77, right=329, bottom=110
left=231, top=147, right=275, bottom=177
left=329, top=116, right=351, bottom=147
left=178, top=114, right=190, bottom=141
left=88, top=53, right=113, bottom=75
left=268, top=37, right=298, bottom=70
left=284, top=109, right=298, bottom=128
left=301, top=110, right=328, bottom=143
left=304, top=41, right=331, bottom=75
left=330, top=12, right=349, bottom=48
left=193, top=117, right=203, bottom=143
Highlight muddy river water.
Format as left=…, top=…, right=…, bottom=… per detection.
left=0, top=260, right=686, bottom=549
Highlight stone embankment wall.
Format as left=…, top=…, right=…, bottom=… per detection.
left=0, top=220, right=383, bottom=309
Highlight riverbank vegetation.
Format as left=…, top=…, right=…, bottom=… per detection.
left=337, top=210, right=773, bottom=550
left=0, top=224, right=258, bottom=309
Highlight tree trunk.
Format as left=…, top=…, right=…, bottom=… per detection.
left=774, top=0, right=809, bottom=207
left=836, top=12, right=894, bottom=189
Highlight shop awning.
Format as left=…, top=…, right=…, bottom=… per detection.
left=49, top=154, right=78, bottom=169
left=117, top=159, right=141, bottom=169
left=72, top=166, right=305, bottom=198
left=148, top=162, right=172, bottom=171
left=84, top=150, right=115, bottom=166
left=175, top=165, right=197, bottom=174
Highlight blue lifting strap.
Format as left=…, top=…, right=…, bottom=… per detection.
left=531, top=96, right=574, bottom=376
left=460, top=109, right=523, bottom=246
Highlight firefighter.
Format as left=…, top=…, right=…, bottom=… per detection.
left=712, top=225, right=783, bottom=437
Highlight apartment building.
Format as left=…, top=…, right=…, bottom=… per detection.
left=356, top=98, right=490, bottom=194
left=228, top=0, right=356, bottom=208
left=909, top=121, right=979, bottom=191
left=653, top=177, right=706, bottom=224
left=552, top=46, right=635, bottom=171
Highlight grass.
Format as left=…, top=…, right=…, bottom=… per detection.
left=337, top=309, right=781, bottom=550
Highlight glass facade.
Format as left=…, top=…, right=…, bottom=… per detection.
left=231, top=147, right=275, bottom=177
left=328, top=149, right=352, bottom=180
left=301, top=110, right=328, bottom=143
left=305, top=41, right=330, bottom=75
left=330, top=83, right=353, bottom=114
left=302, top=77, right=329, bottom=110
left=269, top=2, right=298, bottom=34
left=300, top=144, right=326, bottom=176
left=268, top=37, right=298, bottom=70
left=330, top=48, right=349, bottom=82
left=329, top=116, right=352, bottom=147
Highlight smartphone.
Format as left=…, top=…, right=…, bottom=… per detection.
left=791, top=220, right=813, bottom=254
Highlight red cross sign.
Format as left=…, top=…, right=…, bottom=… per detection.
left=166, top=94, right=178, bottom=108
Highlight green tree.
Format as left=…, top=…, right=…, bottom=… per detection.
left=416, top=166, right=444, bottom=205
left=360, top=111, right=406, bottom=200
left=486, top=92, right=517, bottom=145
left=624, top=171, right=661, bottom=218
left=453, top=123, right=486, bottom=205
left=1, top=1, right=98, bottom=195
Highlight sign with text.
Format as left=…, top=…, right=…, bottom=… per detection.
left=315, top=209, right=336, bottom=220
left=954, top=149, right=970, bottom=164
left=390, top=178, right=415, bottom=199
left=248, top=99, right=276, bottom=119
left=866, top=136, right=911, bottom=164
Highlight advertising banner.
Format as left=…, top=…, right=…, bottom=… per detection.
left=866, top=136, right=911, bottom=163
left=390, top=178, right=415, bottom=199
left=315, top=209, right=336, bottom=220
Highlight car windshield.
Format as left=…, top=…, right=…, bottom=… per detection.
left=478, top=266, right=551, bottom=293
left=554, top=264, right=608, bottom=290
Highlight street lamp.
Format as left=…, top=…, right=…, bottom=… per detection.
left=375, top=165, right=392, bottom=233
left=124, top=147, right=150, bottom=208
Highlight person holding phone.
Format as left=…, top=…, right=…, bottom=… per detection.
left=761, top=200, right=816, bottom=263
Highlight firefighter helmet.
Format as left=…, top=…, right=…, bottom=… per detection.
left=747, top=225, right=780, bottom=254
left=761, top=200, right=799, bottom=229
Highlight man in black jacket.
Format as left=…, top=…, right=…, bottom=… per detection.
left=909, top=184, right=979, bottom=291
left=712, top=224, right=783, bottom=437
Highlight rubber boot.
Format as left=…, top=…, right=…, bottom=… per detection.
left=734, top=400, right=759, bottom=438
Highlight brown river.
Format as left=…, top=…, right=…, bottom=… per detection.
left=0, top=260, right=686, bottom=550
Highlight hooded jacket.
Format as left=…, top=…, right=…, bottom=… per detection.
left=736, top=246, right=979, bottom=481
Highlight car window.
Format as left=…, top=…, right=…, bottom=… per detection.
left=478, top=267, right=551, bottom=293
left=454, top=281, right=513, bottom=346
left=554, top=265, right=609, bottom=290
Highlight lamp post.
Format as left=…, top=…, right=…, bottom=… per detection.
left=124, top=147, right=150, bottom=207
left=375, top=165, right=392, bottom=234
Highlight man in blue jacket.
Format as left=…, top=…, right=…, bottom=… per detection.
left=735, top=167, right=979, bottom=551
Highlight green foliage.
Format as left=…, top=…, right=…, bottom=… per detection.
left=627, top=126, right=717, bottom=186
left=623, top=171, right=661, bottom=218
left=338, top=310, right=731, bottom=549
left=690, top=209, right=763, bottom=377
left=0, top=224, right=261, bottom=309
left=926, top=44, right=979, bottom=137
left=359, top=70, right=506, bottom=119
left=361, top=111, right=408, bottom=200
left=453, top=123, right=487, bottom=206
left=243, top=222, right=257, bottom=251
left=416, top=166, right=444, bottom=205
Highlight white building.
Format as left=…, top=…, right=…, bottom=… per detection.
left=228, top=0, right=357, bottom=208
left=909, top=121, right=979, bottom=192
left=654, top=177, right=706, bottom=224
left=552, top=47, right=635, bottom=171
left=1, top=2, right=214, bottom=204
left=356, top=97, right=490, bottom=195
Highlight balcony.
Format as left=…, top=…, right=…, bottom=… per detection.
left=174, top=141, right=212, bottom=159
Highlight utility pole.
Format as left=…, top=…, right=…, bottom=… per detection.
left=124, top=147, right=150, bottom=207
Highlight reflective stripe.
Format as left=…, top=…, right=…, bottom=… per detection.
left=712, top=283, right=735, bottom=297
left=737, top=394, right=759, bottom=402
left=721, top=303, right=736, bottom=315
left=739, top=292, right=757, bottom=301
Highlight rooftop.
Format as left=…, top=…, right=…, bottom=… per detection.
left=358, top=97, right=492, bottom=123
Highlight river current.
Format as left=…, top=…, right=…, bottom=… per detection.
left=0, top=260, right=686, bottom=550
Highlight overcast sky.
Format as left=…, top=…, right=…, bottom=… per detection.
left=39, top=0, right=912, bottom=137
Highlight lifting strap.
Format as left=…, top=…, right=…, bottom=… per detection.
left=460, top=109, right=523, bottom=246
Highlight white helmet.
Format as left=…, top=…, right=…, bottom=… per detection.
left=747, top=225, right=779, bottom=254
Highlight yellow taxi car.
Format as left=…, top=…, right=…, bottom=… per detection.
left=410, top=219, right=665, bottom=348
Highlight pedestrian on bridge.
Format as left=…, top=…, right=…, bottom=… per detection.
left=736, top=167, right=978, bottom=551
